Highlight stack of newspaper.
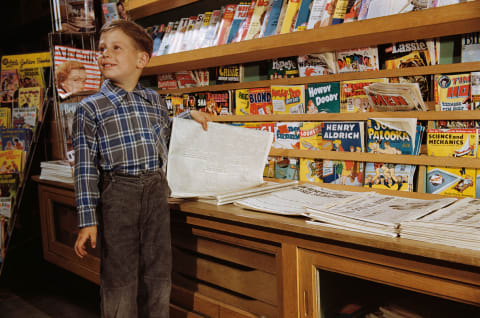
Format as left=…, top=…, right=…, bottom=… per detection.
left=401, top=198, right=480, bottom=250
left=198, top=180, right=298, bottom=205
left=303, top=193, right=456, bottom=237
left=234, top=184, right=366, bottom=216
left=364, top=82, right=426, bottom=111
left=39, top=160, right=74, bottom=184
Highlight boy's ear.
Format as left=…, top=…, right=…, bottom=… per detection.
left=136, top=51, right=150, bottom=69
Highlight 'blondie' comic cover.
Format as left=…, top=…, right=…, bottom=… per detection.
left=364, top=118, right=419, bottom=192
left=426, top=128, right=478, bottom=198
left=248, top=87, right=273, bottom=115
left=321, top=121, right=364, bottom=186
left=434, top=73, right=471, bottom=111
left=306, top=82, right=340, bottom=113
left=271, top=85, right=305, bottom=114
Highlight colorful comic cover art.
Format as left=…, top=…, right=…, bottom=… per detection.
left=306, top=82, right=340, bottom=113
left=434, top=73, right=471, bottom=111
left=340, top=78, right=386, bottom=113
left=299, top=122, right=325, bottom=183
left=271, top=85, right=305, bottom=114
left=321, top=121, right=364, bottom=186
left=273, top=122, right=301, bottom=149
left=0, top=70, right=19, bottom=104
left=0, top=150, right=24, bottom=175
left=235, top=89, right=250, bottom=115
left=248, top=87, right=273, bottom=115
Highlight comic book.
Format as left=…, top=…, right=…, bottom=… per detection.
left=1, top=128, right=32, bottom=153
left=0, top=173, right=19, bottom=215
left=299, top=122, right=324, bottom=182
left=248, top=87, right=273, bottom=114
left=214, top=4, right=237, bottom=46
left=461, top=32, right=480, bottom=62
left=18, top=87, right=42, bottom=109
left=293, top=0, right=312, bottom=31
left=364, top=118, right=420, bottom=192
left=336, top=47, right=379, bottom=73
left=157, top=73, right=178, bottom=90
left=271, top=85, right=305, bottom=114
left=195, top=92, right=207, bottom=112
left=268, top=57, right=299, bottom=79
left=0, top=150, right=24, bottom=175
left=307, top=0, right=328, bottom=29
left=320, top=121, right=364, bottom=186
left=206, top=91, right=231, bottom=115
left=18, top=67, right=45, bottom=88
left=216, top=65, right=244, bottom=83
left=364, top=82, right=427, bottom=112
left=434, top=73, right=471, bottom=111
left=263, top=0, right=285, bottom=36
left=340, top=78, right=387, bottom=113
left=297, top=52, right=336, bottom=76
left=275, top=157, right=299, bottom=180
left=53, top=45, right=101, bottom=99
left=305, top=82, right=340, bottom=113
left=244, top=0, right=270, bottom=40
left=273, top=122, right=301, bottom=149
left=175, top=71, right=198, bottom=88
left=235, top=89, right=250, bottom=115
left=472, top=71, right=480, bottom=110
left=12, top=107, right=37, bottom=130
left=0, top=69, right=19, bottom=105
left=279, top=0, right=301, bottom=34
left=0, top=108, right=11, bottom=128
left=426, top=129, right=478, bottom=198
left=227, top=3, right=250, bottom=43
left=264, top=156, right=277, bottom=178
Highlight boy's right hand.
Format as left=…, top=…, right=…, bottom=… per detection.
left=74, top=226, right=97, bottom=258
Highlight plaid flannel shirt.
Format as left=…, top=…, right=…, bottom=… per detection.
left=72, top=79, right=191, bottom=228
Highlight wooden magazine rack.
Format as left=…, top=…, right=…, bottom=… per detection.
left=35, top=2, right=480, bottom=317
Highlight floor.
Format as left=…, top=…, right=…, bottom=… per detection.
left=0, top=235, right=100, bottom=318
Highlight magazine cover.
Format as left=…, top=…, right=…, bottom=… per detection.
left=216, top=65, right=243, bottom=83
left=0, top=150, right=24, bottom=174
left=279, top=0, right=301, bottom=34
left=18, top=87, right=42, bottom=109
left=273, top=122, right=301, bottom=149
left=275, top=157, right=299, bottom=180
left=18, top=67, right=45, bottom=88
left=235, top=89, right=250, bottom=115
left=0, top=69, right=19, bottom=104
left=1, top=128, right=32, bottom=153
left=263, top=0, right=285, bottom=37
left=297, top=53, right=336, bottom=76
left=321, top=121, right=365, bottom=186
left=271, top=85, right=305, bottom=114
left=299, top=122, right=324, bottom=182
left=364, top=118, right=419, bottom=192
left=12, top=107, right=37, bottom=129
left=434, top=73, right=471, bottom=111
left=0, top=173, right=18, bottom=201
left=227, top=3, right=250, bottom=43
left=294, top=0, right=312, bottom=31
left=214, top=4, right=237, bottom=46
left=472, top=71, right=480, bottom=110
left=206, top=91, right=231, bottom=115
left=52, top=0, right=96, bottom=32
left=268, top=57, right=299, bottom=79
left=248, top=87, right=273, bottom=114
left=364, top=82, right=426, bottom=112
left=0, top=108, right=11, bottom=128
left=340, top=78, right=387, bottom=113
left=306, top=82, right=340, bottom=113
left=461, top=32, right=480, bottom=63
left=336, top=47, right=379, bottom=73
left=244, top=0, right=270, bottom=40
left=54, top=45, right=101, bottom=99
left=102, top=2, right=120, bottom=24
left=59, top=102, right=79, bottom=162
left=426, top=128, right=478, bottom=198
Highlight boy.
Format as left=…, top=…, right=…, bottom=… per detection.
left=72, top=19, right=210, bottom=318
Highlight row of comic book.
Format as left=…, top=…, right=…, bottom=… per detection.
left=146, top=0, right=471, bottom=56
left=164, top=72, right=479, bottom=116
left=234, top=119, right=423, bottom=193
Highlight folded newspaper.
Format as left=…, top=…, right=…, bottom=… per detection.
left=167, top=118, right=274, bottom=198
left=364, top=82, right=426, bottom=112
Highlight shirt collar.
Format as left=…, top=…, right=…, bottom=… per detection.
left=101, top=79, right=156, bottom=109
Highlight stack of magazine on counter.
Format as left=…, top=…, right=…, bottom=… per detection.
left=39, top=160, right=74, bottom=184
left=401, top=197, right=480, bottom=250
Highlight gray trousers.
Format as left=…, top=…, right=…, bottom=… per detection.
left=100, top=171, right=171, bottom=318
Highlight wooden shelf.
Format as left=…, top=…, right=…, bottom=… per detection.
left=268, top=149, right=480, bottom=169
left=158, top=62, right=480, bottom=95
left=143, top=1, right=480, bottom=75
left=126, top=0, right=199, bottom=20
left=209, top=110, right=480, bottom=122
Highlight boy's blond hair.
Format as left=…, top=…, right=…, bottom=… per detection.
left=100, top=19, right=153, bottom=58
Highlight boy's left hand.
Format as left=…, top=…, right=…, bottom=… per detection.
left=191, top=110, right=212, bottom=131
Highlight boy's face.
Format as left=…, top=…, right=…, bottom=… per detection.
left=97, top=29, right=148, bottom=88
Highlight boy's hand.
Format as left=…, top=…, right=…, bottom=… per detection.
left=190, top=110, right=211, bottom=131
left=74, top=226, right=97, bottom=258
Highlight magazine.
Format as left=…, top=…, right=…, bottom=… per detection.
left=364, top=82, right=427, bottom=111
